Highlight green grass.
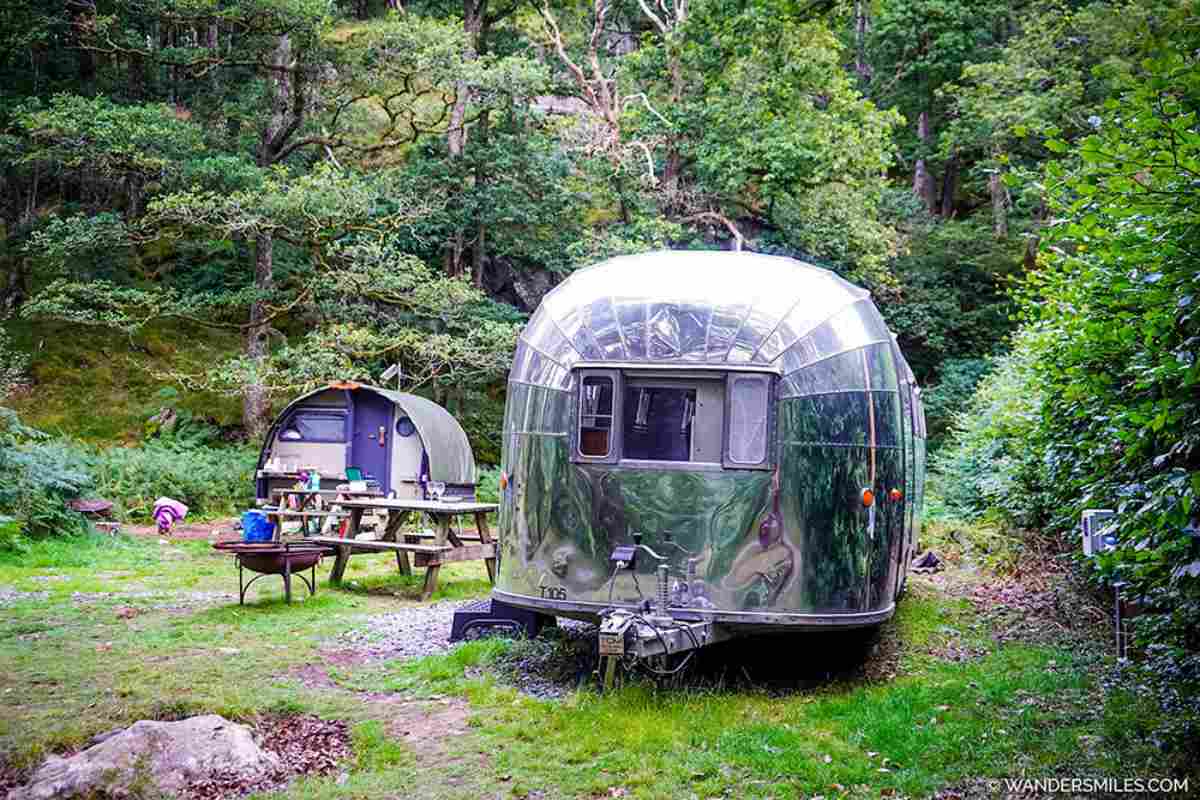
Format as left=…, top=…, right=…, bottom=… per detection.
left=0, top=532, right=1186, bottom=799
left=4, top=320, right=243, bottom=444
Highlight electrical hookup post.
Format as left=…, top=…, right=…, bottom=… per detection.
left=596, top=531, right=727, bottom=690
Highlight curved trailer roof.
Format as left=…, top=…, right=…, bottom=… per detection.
left=511, top=250, right=909, bottom=397
left=256, top=384, right=476, bottom=485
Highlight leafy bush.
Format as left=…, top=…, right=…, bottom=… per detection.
left=940, top=51, right=1200, bottom=655
left=456, top=389, right=505, bottom=466
left=90, top=441, right=256, bottom=520
left=922, top=357, right=993, bottom=452
left=1021, top=52, right=1200, bottom=651
left=143, top=387, right=223, bottom=445
left=0, top=408, right=255, bottom=544
left=475, top=465, right=502, bottom=505
left=0, top=409, right=94, bottom=541
left=931, top=332, right=1048, bottom=525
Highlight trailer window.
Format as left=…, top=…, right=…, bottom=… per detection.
left=283, top=410, right=347, bottom=443
left=727, top=375, right=770, bottom=465
left=622, top=386, right=696, bottom=462
left=579, top=376, right=614, bottom=456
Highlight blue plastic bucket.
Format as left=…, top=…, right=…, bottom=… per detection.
left=242, top=510, right=275, bottom=542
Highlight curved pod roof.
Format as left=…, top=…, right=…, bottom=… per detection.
left=513, top=251, right=906, bottom=398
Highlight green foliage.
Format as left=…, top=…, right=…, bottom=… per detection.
left=1024, top=48, right=1200, bottom=650
left=0, top=403, right=253, bottom=541
left=456, top=389, right=505, bottom=466
left=89, top=441, right=257, bottom=520
left=879, top=209, right=1020, bottom=380
left=931, top=332, right=1046, bottom=523
left=8, top=95, right=207, bottom=186
left=0, top=409, right=93, bottom=541
left=475, top=464, right=502, bottom=504
left=0, top=325, right=27, bottom=397
left=921, top=357, right=993, bottom=451
left=624, top=2, right=902, bottom=278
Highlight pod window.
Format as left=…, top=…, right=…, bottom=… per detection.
left=280, top=410, right=347, bottom=443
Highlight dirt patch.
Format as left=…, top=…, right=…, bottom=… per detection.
left=966, top=574, right=1107, bottom=648
left=365, top=694, right=473, bottom=760
left=292, top=664, right=339, bottom=690
left=125, top=519, right=237, bottom=541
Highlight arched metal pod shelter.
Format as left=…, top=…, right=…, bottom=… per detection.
left=494, top=251, right=926, bottom=663
left=254, top=383, right=476, bottom=503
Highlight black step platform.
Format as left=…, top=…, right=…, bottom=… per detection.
left=450, top=597, right=555, bottom=641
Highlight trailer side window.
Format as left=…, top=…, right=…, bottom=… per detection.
left=726, top=375, right=770, bottom=466
left=579, top=376, right=615, bottom=457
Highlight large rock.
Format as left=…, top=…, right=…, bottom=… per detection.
left=482, top=258, right=559, bottom=312
left=9, top=715, right=282, bottom=800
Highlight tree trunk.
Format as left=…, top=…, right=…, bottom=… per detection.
left=1023, top=199, right=1044, bottom=269
left=71, top=8, right=97, bottom=96
left=854, top=0, right=872, bottom=82
left=444, top=0, right=484, bottom=276
left=912, top=111, right=935, bottom=213
left=243, top=34, right=295, bottom=434
left=243, top=231, right=274, bottom=438
left=257, top=35, right=294, bottom=167
left=129, top=51, right=146, bottom=100
left=940, top=151, right=958, bottom=218
left=472, top=108, right=490, bottom=288
left=990, top=168, right=1008, bottom=238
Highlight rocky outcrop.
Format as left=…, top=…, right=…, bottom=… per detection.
left=483, top=258, right=560, bottom=312
left=8, top=715, right=282, bottom=800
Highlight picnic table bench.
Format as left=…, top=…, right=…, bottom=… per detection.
left=306, top=498, right=499, bottom=601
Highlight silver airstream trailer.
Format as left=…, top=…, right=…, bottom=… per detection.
left=254, top=383, right=477, bottom=503
left=492, top=251, right=926, bottom=672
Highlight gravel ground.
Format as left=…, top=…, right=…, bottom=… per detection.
left=69, top=589, right=237, bottom=610
left=329, top=600, right=597, bottom=698
left=0, top=587, right=49, bottom=607
left=331, top=601, right=469, bottom=661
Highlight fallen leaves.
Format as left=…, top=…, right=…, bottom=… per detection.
left=187, top=714, right=351, bottom=800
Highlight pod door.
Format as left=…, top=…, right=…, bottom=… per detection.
left=351, top=393, right=392, bottom=485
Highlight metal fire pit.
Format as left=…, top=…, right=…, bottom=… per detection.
left=212, top=540, right=331, bottom=604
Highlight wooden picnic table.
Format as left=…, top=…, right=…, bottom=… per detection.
left=307, top=498, right=499, bottom=601
left=263, top=508, right=350, bottom=540
left=269, top=487, right=383, bottom=535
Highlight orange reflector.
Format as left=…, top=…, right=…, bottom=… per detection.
left=499, top=471, right=509, bottom=490
left=860, top=488, right=875, bottom=507
left=890, top=489, right=903, bottom=502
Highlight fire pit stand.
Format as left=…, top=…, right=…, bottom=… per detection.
left=213, top=541, right=332, bottom=604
